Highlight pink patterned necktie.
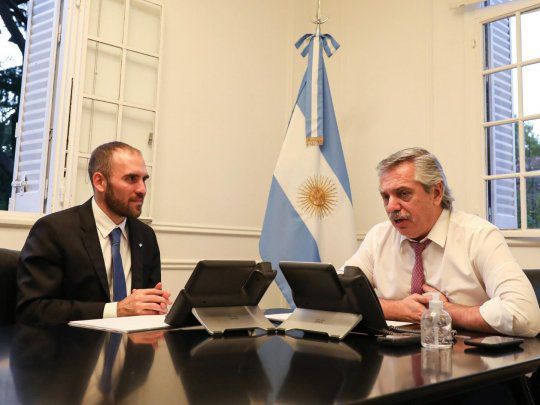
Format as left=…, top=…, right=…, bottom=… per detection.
left=410, top=239, right=431, bottom=294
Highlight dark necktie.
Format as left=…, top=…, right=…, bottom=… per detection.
left=410, top=239, right=431, bottom=294
left=99, top=333, right=122, bottom=394
left=110, top=228, right=127, bottom=301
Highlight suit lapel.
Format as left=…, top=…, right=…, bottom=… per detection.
left=128, top=218, right=144, bottom=290
left=80, top=198, right=110, bottom=300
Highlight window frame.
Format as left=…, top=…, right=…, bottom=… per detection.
left=0, top=0, right=163, bottom=225
left=0, top=0, right=77, bottom=223
left=64, top=0, right=163, bottom=222
left=465, top=0, right=540, bottom=237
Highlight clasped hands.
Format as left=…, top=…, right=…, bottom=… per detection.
left=385, top=285, right=495, bottom=333
left=397, top=284, right=448, bottom=323
left=117, top=282, right=171, bottom=317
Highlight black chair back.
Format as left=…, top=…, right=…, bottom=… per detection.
left=523, top=269, right=540, bottom=305
left=0, top=248, right=20, bottom=325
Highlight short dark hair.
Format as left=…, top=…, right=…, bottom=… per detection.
left=88, top=141, right=140, bottom=183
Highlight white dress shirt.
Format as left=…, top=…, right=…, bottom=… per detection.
left=92, top=198, right=132, bottom=318
left=344, top=209, right=540, bottom=337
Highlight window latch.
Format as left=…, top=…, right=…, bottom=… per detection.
left=11, top=175, right=28, bottom=195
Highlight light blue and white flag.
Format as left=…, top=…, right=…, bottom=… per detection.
left=259, top=33, right=357, bottom=307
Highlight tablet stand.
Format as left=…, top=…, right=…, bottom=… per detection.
left=165, top=260, right=277, bottom=335
left=277, top=308, right=362, bottom=340
left=193, top=306, right=276, bottom=335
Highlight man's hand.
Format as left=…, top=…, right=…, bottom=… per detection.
left=379, top=284, right=447, bottom=323
left=117, top=282, right=171, bottom=317
left=422, top=284, right=497, bottom=333
left=128, top=330, right=165, bottom=348
left=380, top=294, right=430, bottom=323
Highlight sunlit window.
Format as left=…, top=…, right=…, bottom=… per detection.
left=483, top=6, right=540, bottom=229
left=75, top=0, right=162, bottom=218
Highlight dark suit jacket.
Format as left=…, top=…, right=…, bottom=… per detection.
left=10, top=324, right=106, bottom=404
left=10, top=325, right=156, bottom=403
left=16, top=198, right=161, bottom=325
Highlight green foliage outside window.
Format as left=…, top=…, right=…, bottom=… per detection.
left=523, top=122, right=540, bottom=228
left=0, top=0, right=27, bottom=210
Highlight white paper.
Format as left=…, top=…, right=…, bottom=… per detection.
left=69, top=314, right=171, bottom=333
left=387, top=320, right=414, bottom=327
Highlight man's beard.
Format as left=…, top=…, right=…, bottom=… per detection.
left=104, top=186, right=143, bottom=219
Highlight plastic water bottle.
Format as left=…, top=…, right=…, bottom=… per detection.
left=421, top=292, right=453, bottom=349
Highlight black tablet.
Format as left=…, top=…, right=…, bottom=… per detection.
left=165, top=260, right=276, bottom=327
left=184, top=260, right=259, bottom=306
left=279, top=261, right=356, bottom=313
left=279, top=262, right=390, bottom=334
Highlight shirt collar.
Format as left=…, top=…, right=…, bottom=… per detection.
left=92, top=198, right=127, bottom=240
left=398, top=208, right=450, bottom=249
left=425, top=208, right=450, bottom=248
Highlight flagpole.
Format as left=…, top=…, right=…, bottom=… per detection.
left=313, top=0, right=327, bottom=36
left=260, top=2, right=356, bottom=308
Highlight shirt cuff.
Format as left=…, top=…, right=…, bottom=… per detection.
left=103, top=302, right=118, bottom=318
left=479, top=296, right=513, bottom=335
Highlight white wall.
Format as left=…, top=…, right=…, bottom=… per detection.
left=3, top=0, right=540, bottom=307
left=290, top=0, right=540, bottom=268
left=308, top=0, right=435, bottom=231
left=152, top=0, right=297, bottom=304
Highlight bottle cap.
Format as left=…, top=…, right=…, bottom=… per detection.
left=428, top=292, right=443, bottom=311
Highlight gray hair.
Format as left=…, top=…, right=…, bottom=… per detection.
left=376, top=147, right=454, bottom=210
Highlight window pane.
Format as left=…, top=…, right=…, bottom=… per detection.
left=484, top=15, right=516, bottom=69
left=0, top=0, right=25, bottom=210
left=124, top=51, right=158, bottom=107
left=525, top=119, right=540, bottom=171
left=80, top=99, right=118, bottom=153
left=487, top=178, right=520, bottom=229
left=485, top=123, right=518, bottom=175
left=483, top=0, right=514, bottom=6
left=526, top=176, right=540, bottom=228
left=120, top=106, right=154, bottom=162
left=484, top=68, right=517, bottom=122
left=84, top=41, right=122, bottom=100
left=128, top=0, right=161, bottom=55
left=521, top=9, right=540, bottom=62
left=88, top=0, right=125, bottom=44
left=522, top=63, right=540, bottom=117
left=75, top=157, right=92, bottom=205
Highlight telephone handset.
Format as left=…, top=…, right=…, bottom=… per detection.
left=342, top=266, right=420, bottom=336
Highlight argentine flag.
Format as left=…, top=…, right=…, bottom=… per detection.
left=259, top=33, right=357, bottom=307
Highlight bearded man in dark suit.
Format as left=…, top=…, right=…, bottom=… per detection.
left=16, top=141, right=170, bottom=325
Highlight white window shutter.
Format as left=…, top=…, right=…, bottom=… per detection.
left=485, top=16, right=518, bottom=229
left=9, top=0, right=62, bottom=212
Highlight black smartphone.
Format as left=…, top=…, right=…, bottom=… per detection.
left=464, top=336, right=524, bottom=349
left=377, top=334, right=421, bottom=346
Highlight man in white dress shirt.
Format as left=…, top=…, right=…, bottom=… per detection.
left=344, top=147, right=540, bottom=337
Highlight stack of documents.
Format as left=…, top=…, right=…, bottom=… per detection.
left=69, top=315, right=171, bottom=333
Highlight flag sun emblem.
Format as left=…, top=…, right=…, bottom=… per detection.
left=297, top=175, right=338, bottom=219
